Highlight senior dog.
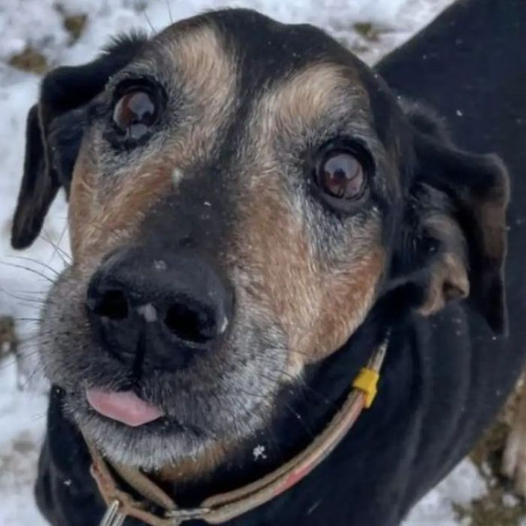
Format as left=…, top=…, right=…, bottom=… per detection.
left=10, top=2, right=525, bottom=525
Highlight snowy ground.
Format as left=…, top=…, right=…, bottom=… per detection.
left=0, top=0, right=508, bottom=524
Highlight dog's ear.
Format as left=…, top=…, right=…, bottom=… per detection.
left=393, top=107, right=509, bottom=333
left=11, top=34, right=147, bottom=250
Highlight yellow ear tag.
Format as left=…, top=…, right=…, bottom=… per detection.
left=352, top=368, right=380, bottom=409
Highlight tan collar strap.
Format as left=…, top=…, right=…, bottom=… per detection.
left=87, top=336, right=389, bottom=526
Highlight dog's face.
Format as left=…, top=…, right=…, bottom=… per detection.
left=11, top=10, right=508, bottom=473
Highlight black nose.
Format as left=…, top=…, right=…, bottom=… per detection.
left=86, top=247, right=233, bottom=370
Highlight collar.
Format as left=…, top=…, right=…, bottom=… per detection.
left=86, top=335, right=389, bottom=526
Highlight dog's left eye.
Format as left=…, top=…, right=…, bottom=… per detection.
left=311, top=140, right=373, bottom=213
left=112, top=87, right=160, bottom=142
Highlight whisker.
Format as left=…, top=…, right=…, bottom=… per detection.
left=7, top=255, right=61, bottom=277
left=0, top=261, right=55, bottom=284
left=40, top=233, right=72, bottom=264
left=48, top=222, right=70, bottom=266
left=0, top=289, right=46, bottom=306
left=143, top=9, right=156, bottom=33
left=164, top=0, right=174, bottom=24
left=20, top=334, right=44, bottom=346
left=0, top=355, right=19, bottom=370
left=18, top=363, right=47, bottom=390
left=7, top=289, right=47, bottom=296
left=253, top=352, right=332, bottom=406
left=12, top=317, right=41, bottom=324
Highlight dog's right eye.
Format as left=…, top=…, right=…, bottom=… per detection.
left=112, top=85, right=161, bottom=143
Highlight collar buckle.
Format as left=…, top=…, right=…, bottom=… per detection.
left=166, top=507, right=211, bottom=522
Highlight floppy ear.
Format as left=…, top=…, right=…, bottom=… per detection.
left=11, top=34, right=147, bottom=250
left=393, top=107, right=509, bottom=333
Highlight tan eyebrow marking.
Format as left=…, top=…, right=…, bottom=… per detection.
left=159, top=22, right=238, bottom=138
left=253, top=62, right=370, bottom=141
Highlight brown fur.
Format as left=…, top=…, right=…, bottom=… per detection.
left=69, top=151, right=172, bottom=263
left=235, top=173, right=384, bottom=375
left=231, top=64, right=384, bottom=374
left=418, top=214, right=469, bottom=317
left=69, top=23, right=238, bottom=268
left=254, top=63, right=370, bottom=143
left=253, top=63, right=369, bottom=136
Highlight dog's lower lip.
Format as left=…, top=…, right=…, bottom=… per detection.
left=86, top=388, right=165, bottom=427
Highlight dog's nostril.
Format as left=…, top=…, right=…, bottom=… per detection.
left=93, top=289, right=129, bottom=320
left=164, top=301, right=216, bottom=343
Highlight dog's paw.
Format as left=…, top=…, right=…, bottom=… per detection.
left=502, top=377, right=526, bottom=496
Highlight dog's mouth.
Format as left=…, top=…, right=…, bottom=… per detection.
left=40, top=268, right=290, bottom=470
left=86, top=388, right=165, bottom=427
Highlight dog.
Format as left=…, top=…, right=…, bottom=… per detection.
left=9, top=4, right=525, bottom=525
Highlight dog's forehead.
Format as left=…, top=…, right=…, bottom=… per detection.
left=145, top=9, right=372, bottom=104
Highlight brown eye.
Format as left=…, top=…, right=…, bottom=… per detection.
left=113, top=89, right=159, bottom=141
left=317, top=151, right=365, bottom=199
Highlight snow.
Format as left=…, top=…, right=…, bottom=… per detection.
left=153, top=259, right=168, bottom=271
left=253, top=444, right=268, bottom=461
left=404, top=460, right=488, bottom=525
left=137, top=303, right=158, bottom=323
left=0, top=0, right=501, bottom=525
left=172, top=167, right=184, bottom=185
left=0, top=359, right=48, bottom=525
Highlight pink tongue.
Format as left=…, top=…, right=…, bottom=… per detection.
left=86, top=389, right=164, bottom=427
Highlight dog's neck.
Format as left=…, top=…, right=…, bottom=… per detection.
left=150, top=294, right=408, bottom=507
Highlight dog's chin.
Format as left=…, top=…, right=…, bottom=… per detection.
left=68, top=402, right=220, bottom=471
